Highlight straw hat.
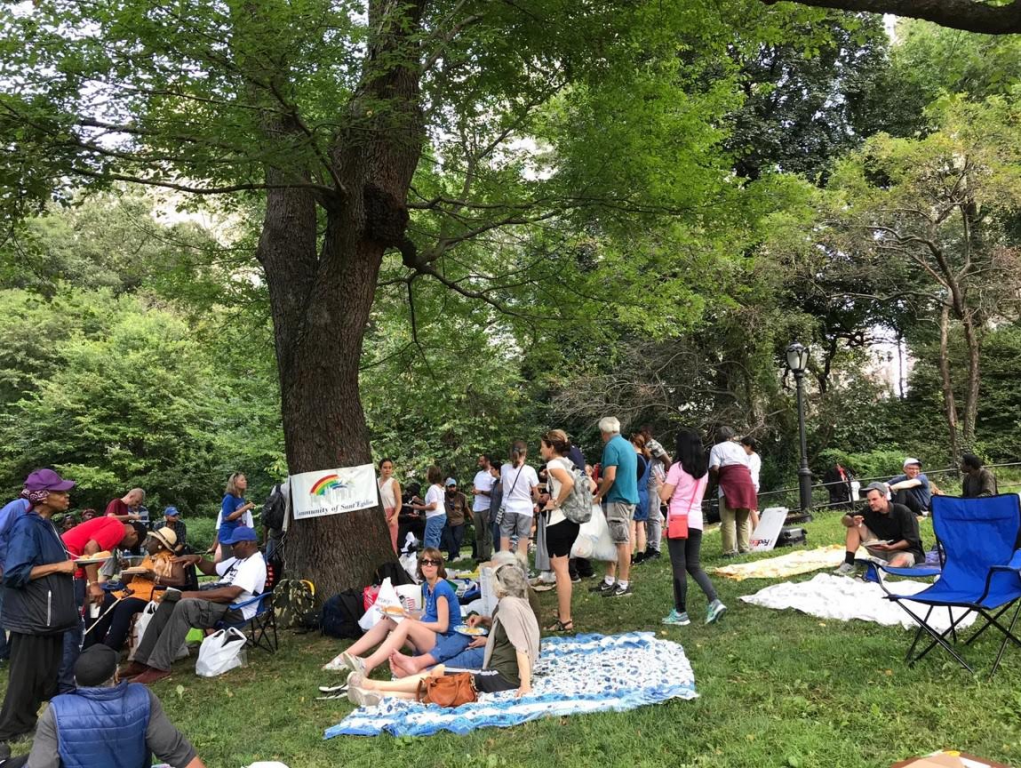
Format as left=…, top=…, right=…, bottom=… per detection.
left=149, top=526, right=178, bottom=550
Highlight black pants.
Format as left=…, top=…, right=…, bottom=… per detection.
left=892, top=489, right=926, bottom=517
left=667, top=530, right=718, bottom=613
left=83, top=595, right=147, bottom=652
left=0, top=632, right=63, bottom=742
left=569, top=557, right=594, bottom=580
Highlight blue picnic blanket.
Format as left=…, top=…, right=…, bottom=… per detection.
left=324, top=631, right=698, bottom=738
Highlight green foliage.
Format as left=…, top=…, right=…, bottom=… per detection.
left=0, top=287, right=284, bottom=516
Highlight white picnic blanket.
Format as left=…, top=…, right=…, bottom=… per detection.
left=740, top=573, right=978, bottom=631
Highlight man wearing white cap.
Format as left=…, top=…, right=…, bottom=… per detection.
left=887, top=458, right=932, bottom=517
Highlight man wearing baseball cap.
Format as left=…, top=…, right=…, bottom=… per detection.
left=0, top=645, right=205, bottom=767
left=886, top=457, right=933, bottom=517
left=442, top=478, right=471, bottom=563
left=0, top=469, right=78, bottom=748
left=124, top=527, right=266, bottom=685
left=835, top=481, right=925, bottom=576
left=162, top=506, right=187, bottom=550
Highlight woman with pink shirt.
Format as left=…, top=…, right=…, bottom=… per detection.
left=658, top=429, right=727, bottom=627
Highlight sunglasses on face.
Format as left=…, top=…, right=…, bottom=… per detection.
left=420, top=559, right=441, bottom=567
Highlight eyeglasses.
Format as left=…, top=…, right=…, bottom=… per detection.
left=420, top=559, right=441, bottom=567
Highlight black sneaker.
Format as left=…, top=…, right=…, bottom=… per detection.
left=571, top=575, right=581, bottom=584
left=589, top=581, right=614, bottom=594
left=633, top=551, right=647, bottom=565
left=603, top=583, right=633, bottom=598
left=644, top=549, right=661, bottom=562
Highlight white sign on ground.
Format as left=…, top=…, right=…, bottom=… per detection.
left=290, top=464, right=378, bottom=520
left=749, top=506, right=788, bottom=552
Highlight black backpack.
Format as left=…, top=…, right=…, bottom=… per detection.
left=262, top=484, right=286, bottom=531
left=373, top=561, right=415, bottom=588
left=320, top=590, right=365, bottom=639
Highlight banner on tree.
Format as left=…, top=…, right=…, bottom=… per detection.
left=290, top=465, right=379, bottom=520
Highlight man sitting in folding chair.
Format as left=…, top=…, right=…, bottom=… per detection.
left=866, top=493, right=1021, bottom=675
left=121, top=528, right=267, bottom=684
left=835, top=482, right=925, bottom=576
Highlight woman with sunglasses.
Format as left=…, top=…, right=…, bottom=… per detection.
left=325, top=548, right=469, bottom=677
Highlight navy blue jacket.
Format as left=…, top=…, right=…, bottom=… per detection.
left=1, top=511, right=77, bottom=634
left=49, top=682, right=151, bottom=768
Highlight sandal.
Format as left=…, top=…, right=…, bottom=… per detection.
left=546, top=619, right=574, bottom=633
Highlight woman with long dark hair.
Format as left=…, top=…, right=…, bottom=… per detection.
left=539, top=430, right=578, bottom=632
left=658, top=429, right=726, bottom=626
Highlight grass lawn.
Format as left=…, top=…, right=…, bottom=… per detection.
left=5, top=512, right=1021, bottom=767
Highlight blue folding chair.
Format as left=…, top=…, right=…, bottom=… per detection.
left=217, top=591, right=278, bottom=654
left=868, top=494, right=1021, bottom=675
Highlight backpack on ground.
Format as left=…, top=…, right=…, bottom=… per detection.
left=272, top=579, right=318, bottom=630
left=320, top=590, right=365, bottom=639
left=261, top=484, right=286, bottom=531
left=560, top=460, right=594, bottom=525
left=373, top=561, right=415, bottom=588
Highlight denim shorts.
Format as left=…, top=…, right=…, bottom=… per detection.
left=429, top=631, right=471, bottom=663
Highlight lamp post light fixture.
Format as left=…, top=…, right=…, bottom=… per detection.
left=786, top=342, right=814, bottom=515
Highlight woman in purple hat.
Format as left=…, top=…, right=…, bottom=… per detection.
left=0, top=469, right=79, bottom=750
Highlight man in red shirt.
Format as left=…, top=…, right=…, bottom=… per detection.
left=104, top=488, right=145, bottom=522
left=58, top=517, right=145, bottom=693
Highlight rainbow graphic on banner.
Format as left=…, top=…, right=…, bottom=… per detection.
left=309, top=474, right=346, bottom=497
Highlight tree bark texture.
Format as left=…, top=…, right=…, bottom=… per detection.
left=938, top=304, right=960, bottom=465
left=761, top=0, right=1021, bottom=35
left=255, top=0, right=428, bottom=597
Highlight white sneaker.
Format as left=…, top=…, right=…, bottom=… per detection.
left=834, top=562, right=856, bottom=576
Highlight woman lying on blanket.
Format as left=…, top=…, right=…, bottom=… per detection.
left=324, top=548, right=470, bottom=676
left=390, top=549, right=539, bottom=678
left=347, top=561, right=541, bottom=705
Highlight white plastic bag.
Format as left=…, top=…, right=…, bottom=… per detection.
left=399, top=551, right=420, bottom=583
left=570, top=504, right=618, bottom=562
left=195, top=628, right=247, bottom=677
left=395, top=583, right=422, bottom=612
left=357, top=577, right=402, bottom=632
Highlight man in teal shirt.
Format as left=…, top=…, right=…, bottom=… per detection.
left=591, top=416, right=638, bottom=598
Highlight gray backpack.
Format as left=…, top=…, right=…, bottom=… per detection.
left=559, top=460, right=594, bottom=525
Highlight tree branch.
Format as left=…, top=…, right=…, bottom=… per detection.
left=760, top=0, right=1021, bottom=35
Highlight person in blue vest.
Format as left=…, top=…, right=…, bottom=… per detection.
left=0, top=644, right=204, bottom=767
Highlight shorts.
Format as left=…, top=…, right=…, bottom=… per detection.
left=469, top=669, right=517, bottom=694
left=500, top=511, right=532, bottom=541
left=546, top=520, right=580, bottom=558
left=604, top=501, right=635, bottom=545
left=428, top=632, right=471, bottom=663
left=860, top=526, right=920, bottom=566
left=633, top=499, right=649, bottom=523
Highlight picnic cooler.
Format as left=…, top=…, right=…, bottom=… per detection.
left=776, top=527, right=807, bottom=548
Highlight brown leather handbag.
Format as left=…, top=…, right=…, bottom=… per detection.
left=417, top=672, right=478, bottom=707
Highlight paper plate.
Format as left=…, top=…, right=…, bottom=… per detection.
left=454, top=624, right=488, bottom=637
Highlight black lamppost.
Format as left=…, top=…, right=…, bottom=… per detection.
left=786, top=342, right=813, bottom=514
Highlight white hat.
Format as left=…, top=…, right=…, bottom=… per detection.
left=903, top=457, right=921, bottom=468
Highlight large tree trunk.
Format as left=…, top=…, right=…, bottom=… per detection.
left=938, top=304, right=960, bottom=465
left=254, top=0, right=428, bottom=596
left=960, top=311, right=981, bottom=452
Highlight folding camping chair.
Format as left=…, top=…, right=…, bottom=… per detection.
left=868, top=494, right=1021, bottom=675
left=218, top=591, right=278, bottom=654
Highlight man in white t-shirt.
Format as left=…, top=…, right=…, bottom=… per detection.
left=125, top=528, right=267, bottom=684
left=472, top=454, right=496, bottom=562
